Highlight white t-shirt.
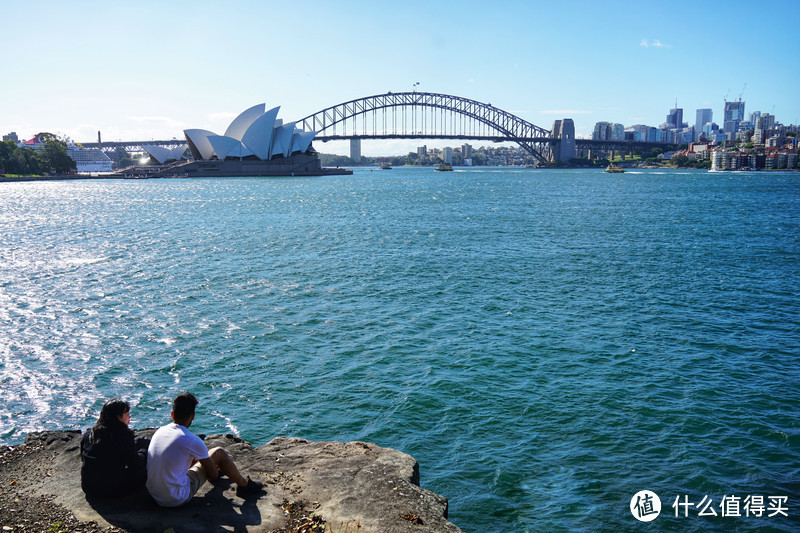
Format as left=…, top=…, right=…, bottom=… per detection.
left=146, top=423, right=210, bottom=507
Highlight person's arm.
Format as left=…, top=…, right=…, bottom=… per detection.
left=198, top=456, right=219, bottom=481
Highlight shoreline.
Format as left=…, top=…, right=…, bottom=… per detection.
left=0, top=430, right=462, bottom=533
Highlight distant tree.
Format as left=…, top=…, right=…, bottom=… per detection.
left=0, top=140, right=16, bottom=172
left=38, top=132, right=76, bottom=173
left=670, top=153, right=689, bottom=167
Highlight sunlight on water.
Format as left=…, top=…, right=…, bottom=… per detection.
left=1, top=170, right=798, bottom=532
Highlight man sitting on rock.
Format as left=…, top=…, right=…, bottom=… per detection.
left=146, top=392, right=262, bottom=507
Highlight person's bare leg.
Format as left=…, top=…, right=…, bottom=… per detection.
left=208, top=447, right=247, bottom=486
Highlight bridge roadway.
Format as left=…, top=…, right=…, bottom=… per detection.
left=80, top=136, right=675, bottom=154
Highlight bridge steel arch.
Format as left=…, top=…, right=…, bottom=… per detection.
left=297, top=92, right=553, bottom=163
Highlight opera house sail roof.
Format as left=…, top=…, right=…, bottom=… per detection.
left=184, top=104, right=317, bottom=162
left=141, top=144, right=188, bottom=165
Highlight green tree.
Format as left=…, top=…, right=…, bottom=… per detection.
left=670, top=153, right=689, bottom=167
left=0, top=140, right=16, bottom=172
left=38, top=133, right=76, bottom=173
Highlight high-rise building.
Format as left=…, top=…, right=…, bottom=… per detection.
left=611, top=123, right=625, bottom=141
left=593, top=121, right=611, bottom=140
left=667, top=107, right=683, bottom=130
left=695, top=109, right=713, bottom=139
left=592, top=121, right=623, bottom=141
left=462, top=143, right=473, bottom=158
left=723, top=100, right=746, bottom=135
left=755, top=113, right=775, bottom=132
left=2, top=132, right=19, bottom=143
left=443, top=147, right=453, bottom=164
left=417, top=145, right=427, bottom=157
left=349, top=138, right=361, bottom=163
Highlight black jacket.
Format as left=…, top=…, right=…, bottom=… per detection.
left=80, top=426, right=147, bottom=497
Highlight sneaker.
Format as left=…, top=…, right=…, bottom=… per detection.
left=236, top=476, right=263, bottom=497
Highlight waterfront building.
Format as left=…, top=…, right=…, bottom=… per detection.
left=766, top=134, right=784, bottom=148
left=350, top=138, right=361, bottom=163
left=178, top=103, right=348, bottom=177
left=443, top=147, right=453, bottom=164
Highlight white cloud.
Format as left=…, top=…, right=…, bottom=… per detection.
left=641, top=39, right=669, bottom=48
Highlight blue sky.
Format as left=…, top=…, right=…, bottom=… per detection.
left=2, top=0, right=798, bottom=156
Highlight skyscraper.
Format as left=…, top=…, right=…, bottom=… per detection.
left=723, top=101, right=746, bottom=135
left=695, top=109, right=713, bottom=138
left=667, top=107, right=683, bottom=129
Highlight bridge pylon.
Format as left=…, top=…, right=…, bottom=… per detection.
left=550, top=119, right=576, bottom=163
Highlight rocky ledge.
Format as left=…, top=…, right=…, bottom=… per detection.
left=0, top=430, right=463, bottom=533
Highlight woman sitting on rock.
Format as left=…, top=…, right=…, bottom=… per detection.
left=80, top=398, right=148, bottom=497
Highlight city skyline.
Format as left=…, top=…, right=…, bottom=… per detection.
left=2, top=0, right=798, bottom=157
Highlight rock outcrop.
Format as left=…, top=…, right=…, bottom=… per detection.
left=0, top=430, right=463, bottom=533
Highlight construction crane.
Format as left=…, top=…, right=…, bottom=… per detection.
left=739, top=83, right=747, bottom=102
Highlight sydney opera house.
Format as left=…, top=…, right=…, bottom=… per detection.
left=146, top=104, right=349, bottom=177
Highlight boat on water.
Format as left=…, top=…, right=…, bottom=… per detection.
left=604, top=162, right=625, bottom=173
left=379, top=162, right=392, bottom=170
left=435, top=163, right=453, bottom=171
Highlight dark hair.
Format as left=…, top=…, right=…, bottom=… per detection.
left=91, top=398, right=132, bottom=444
left=172, top=392, right=198, bottom=422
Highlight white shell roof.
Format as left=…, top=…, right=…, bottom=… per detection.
left=270, top=122, right=295, bottom=158
left=241, top=106, right=279, bottom=160
left=224, top=103, right=266, bottom=141
left=184, top=104, right=316, bottom=162
left=184, top=129, right=217, bottom=160
left=291, top=129, right=316, bottom=154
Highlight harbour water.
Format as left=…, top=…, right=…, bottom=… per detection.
left=1, top=167, right=798, bottom=532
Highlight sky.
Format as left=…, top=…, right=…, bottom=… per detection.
left=2, top=0, right=798, bottom=156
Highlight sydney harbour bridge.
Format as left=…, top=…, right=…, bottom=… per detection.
left=81, top=92, right=676, bottom=163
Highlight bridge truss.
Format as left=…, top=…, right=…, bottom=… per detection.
left=298, top=92, right=554, bottom=163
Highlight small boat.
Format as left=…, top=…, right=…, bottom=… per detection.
left=435, top=163, right=453, bottom=171
left=379, top=162, right=392, bottom=170
left=604, top=162, right=625, bottom=173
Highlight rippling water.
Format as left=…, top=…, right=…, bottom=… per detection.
left=1, top=168, right=798, bottom=531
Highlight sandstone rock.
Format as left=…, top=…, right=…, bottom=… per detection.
left=0, top=430, right=462, bottom=533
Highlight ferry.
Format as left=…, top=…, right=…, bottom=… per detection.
left=379, top=162, right=392, bottom=170
left=435, top=163, right=453, bottom=171
left=604, top=162, right=625, bottom=173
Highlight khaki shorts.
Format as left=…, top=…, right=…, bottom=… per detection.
left=187, top=462, right=209, bottom=498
